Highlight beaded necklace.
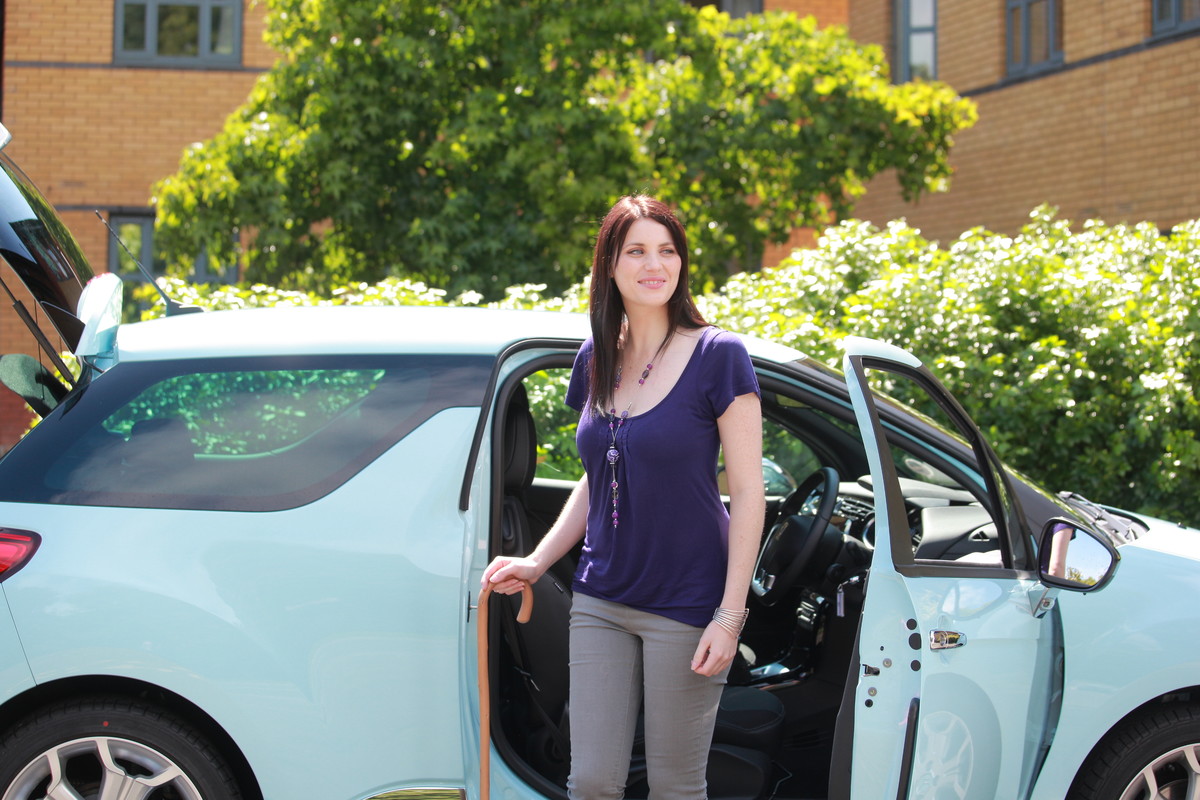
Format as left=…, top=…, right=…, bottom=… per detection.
left=605, top=332, right=673, bottom=528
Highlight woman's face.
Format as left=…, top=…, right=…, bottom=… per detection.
left=611, top=218, right=681, bottom=312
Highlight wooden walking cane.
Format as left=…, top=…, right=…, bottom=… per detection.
left=477, top=580, right=533, bottom=800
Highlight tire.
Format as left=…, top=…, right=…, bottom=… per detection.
left=0, top=695, right=244, bottom=800
left=1069, top=702, right=1200, bottom=800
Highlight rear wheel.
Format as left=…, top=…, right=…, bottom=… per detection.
left=0, top=695, right=244, bottom=800
left=1069, top=702, right=1200, bottom=800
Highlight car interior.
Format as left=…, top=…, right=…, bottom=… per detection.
left=487, top=360, right=1005, bottom=800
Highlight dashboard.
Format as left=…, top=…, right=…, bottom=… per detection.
left=831, top=476, right=1001, bottom=562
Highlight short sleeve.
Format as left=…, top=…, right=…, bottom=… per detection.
left=565, top=339, right=593, bottom=412
left=702, top=329, right=760, bottom=418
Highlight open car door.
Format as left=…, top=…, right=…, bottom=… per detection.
left=840, top=337, right=1059, bottom=800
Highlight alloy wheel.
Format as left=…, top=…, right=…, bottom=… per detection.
left=3, top=735, right=204, bottom=800
left=1119, top=743, right=1200, bottom=800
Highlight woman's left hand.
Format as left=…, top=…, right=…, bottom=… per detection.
left=691, top=622, right=739, bottom=676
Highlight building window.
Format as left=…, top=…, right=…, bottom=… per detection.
left=115, top=0, right=241, bottom=67
left=896, top=0, right=937, bottom=81
left=1006, top=0, right=1063, bottom=76
left=1153, top=0, right=1200, bottom=35
left=108, top=213, right=229, bottom=287
left=108, top=215, right=164, bottom=283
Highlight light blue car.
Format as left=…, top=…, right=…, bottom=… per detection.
left=0, top=123, right=1197, bottom=800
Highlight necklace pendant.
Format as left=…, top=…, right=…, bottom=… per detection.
left=606, top=447, right=620, bottom=465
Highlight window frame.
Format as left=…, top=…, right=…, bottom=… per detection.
left=114, top=0, right=243, bottom=69
left=107, top=213, right=158, bottom=283
left=1005, top=0, right=1064, bottom=78
left=895, top=0, right=938, bottom=82
left=1152, top=0, right=1200, bottom=36
left=107, top=210, right=233, bottom=286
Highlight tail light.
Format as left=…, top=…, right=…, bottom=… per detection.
left=0, top=530, right=39, bottom=581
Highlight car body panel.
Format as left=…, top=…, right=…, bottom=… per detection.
left=843, top=346, right=1056, bottom=800
left=905, top=574, right=1056, bottom=798
left=1029, top=534, right=1200, bottom=798
left=1123, top=519, right=1200, bottom=556
left=112, top=305, right=591, bottom=363
left=0, top=593, right=34, bottom=701
left=0, top=407, right=478, bottom=799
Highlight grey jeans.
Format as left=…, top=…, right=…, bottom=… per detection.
left=567, top=593, right=728, bottom=800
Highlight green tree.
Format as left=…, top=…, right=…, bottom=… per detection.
left=153, top=1, right=974, bottom=296
left=619, top=9, right=976, bottom=281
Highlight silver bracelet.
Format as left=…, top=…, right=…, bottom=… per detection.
left=712, top=607, right=749, bottom=638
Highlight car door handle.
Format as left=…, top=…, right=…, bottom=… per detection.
left=929, top=630, right=967, bottom=650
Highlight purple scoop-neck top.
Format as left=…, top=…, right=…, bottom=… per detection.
left=565, top=326, right=760, bottom=627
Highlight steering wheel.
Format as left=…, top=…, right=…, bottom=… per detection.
left=751, top=466, right=841, bottom=607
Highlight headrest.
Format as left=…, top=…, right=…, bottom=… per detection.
left=503, top=385, right=537, bottom=492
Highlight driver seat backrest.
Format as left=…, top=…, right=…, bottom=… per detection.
left=497, top=385, right=784, bottom=798
left=500, top=384, right=538, bottom=559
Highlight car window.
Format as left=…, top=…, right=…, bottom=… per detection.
left=759, top=365, right=1008, bottom=565
left=760, top=419, right=813, bottom=496
left=107, top=369, right=381, bottom=455
left=864, top=367, right=1011, bottom=566
left=0, top=355, right=491, bottom=511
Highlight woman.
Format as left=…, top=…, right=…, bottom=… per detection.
left=483, top=195, right=764, bottom=799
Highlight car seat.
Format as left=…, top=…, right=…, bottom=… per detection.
left=495, top=384, right=784, bottom=799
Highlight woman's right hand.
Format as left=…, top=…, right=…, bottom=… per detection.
left=482, top=477, right=589, bottom=596
left=481, top=556, right=542, bottom=595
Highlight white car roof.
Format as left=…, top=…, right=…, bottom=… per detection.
left=112, top=304, right=807, bottom=364
left=114, top=305, right=592, bottom=361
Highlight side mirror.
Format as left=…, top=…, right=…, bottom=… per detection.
left=1038, top=518, right=1120, bottom=592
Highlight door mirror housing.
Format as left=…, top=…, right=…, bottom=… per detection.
left=1038, top=518, right=1119, bottom=592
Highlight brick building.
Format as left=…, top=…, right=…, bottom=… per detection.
left=1, top=1, right=1197, bottom=450
left=848, top=1, right=1200, bottom=243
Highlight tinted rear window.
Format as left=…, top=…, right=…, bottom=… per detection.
left=0, top=354, right=491, bottom=511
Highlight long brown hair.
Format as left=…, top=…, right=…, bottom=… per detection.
left=587, top=195, right=706, bottom=413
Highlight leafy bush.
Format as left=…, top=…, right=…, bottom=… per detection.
left=704, top=207, right=1200, bottom=526
left=140, top=206, right=1200, bottom=525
